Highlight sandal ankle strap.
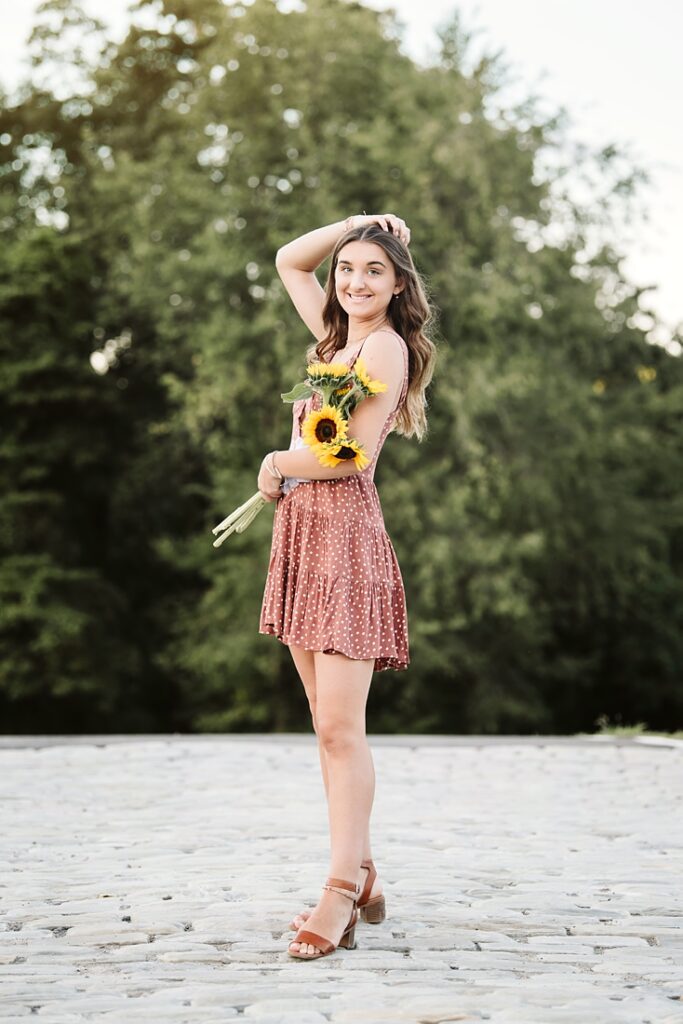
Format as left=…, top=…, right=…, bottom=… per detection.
left=323, top=877, right=360, bottom=901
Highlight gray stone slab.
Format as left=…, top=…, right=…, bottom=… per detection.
left=3, top=732, right=683, bottom=749
left=1, top=736, right=682, bottom=1021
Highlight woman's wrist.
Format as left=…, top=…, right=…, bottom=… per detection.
left=276, top=219, right=360, bottom=273
left=344, top=213, right=367, bottom=232
left=264, top=451, right=284, bottom=482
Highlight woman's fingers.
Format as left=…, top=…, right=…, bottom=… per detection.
left=381, top=213, right=410, bottom=245
left=393, top=218, right=409, bottom=244
left=360, top=212, right=411, bottom=244
left=396, top=219, right=410, bottom=243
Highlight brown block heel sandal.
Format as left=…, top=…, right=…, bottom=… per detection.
left=289, top=859, right=386, bottom=931
left=358, top=858, right=386, bottom=925
left=288, top=877, right=360, bottom=961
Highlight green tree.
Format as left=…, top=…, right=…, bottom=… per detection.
left=1, top=0, right=680, bottom=734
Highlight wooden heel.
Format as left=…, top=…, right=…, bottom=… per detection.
left=339, top=922, right=356, bottom=949
left=359, top=893, right=386, bottom=924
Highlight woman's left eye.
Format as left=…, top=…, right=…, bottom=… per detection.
left=340, top=268, right=379, bottom=275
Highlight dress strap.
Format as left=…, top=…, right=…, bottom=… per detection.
left=348, top=327, right=400, bottom=365
left=350, top=335, right=371, bottom=363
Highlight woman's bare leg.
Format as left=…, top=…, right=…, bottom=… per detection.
left=288, top=644, right=329, bottom=792
left=289, top=650, right=375, bottom=956
left=287, top=645, right=382, bottom=932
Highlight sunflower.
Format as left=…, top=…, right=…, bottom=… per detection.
left=353, top=357, right=387, bottom=395
left=306, top=361, right=352, bottom=382
left=316, top=436, right=370, bottom=471
left=301, top=405, right=349, bottom=448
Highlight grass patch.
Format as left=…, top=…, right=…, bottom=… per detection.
left=593, top=715, right=683, bottom=740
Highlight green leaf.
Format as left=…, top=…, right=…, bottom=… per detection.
left=281, top=382, right=315, bottom=403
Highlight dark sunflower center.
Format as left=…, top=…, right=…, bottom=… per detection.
left=334, top=445, right=356, bottom=460
left=315, top=418, right=338, bottom=443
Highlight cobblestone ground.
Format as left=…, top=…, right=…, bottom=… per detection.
left=1, top=735, right=682, bottom=1023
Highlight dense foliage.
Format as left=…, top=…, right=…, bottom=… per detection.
left=1, top=0, right=681, bottom=734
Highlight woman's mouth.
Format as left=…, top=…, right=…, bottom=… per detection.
left=348, top=294, right=373, bottom=302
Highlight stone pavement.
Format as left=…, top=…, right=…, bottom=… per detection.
left=1, top=734, right=682, bottom=1024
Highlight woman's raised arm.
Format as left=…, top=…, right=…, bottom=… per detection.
left=275, top=218, right=353, bottom=341
left=274, top=214, right=409, bottom=341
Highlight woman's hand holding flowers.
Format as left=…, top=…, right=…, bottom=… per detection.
left=258, top=454, right=283, bottom=502
left=212, top=359, right=386, bottom=546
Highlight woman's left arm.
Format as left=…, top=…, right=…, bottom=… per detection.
left=261, top=332, right=405, bottom=484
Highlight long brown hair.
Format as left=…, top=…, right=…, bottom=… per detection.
left=311, top=223, right=438, bottom=440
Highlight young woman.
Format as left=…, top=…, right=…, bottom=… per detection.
left=257, top=213, right=437, bottom=960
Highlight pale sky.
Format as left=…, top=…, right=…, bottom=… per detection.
left=1, top=0, right=681, bottom=349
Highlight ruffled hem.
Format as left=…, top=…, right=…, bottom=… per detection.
left=259, top=624, right=408, bottom=673
left=259, top=566, right=409, bottom=673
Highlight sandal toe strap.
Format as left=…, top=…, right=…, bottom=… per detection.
left=292, top=929, right=334, bottom=954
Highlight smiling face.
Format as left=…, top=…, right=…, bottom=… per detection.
left=334, top=240, right=403, bottom=322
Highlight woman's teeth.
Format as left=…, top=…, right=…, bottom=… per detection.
left=349, top=294, right=372, bottom=301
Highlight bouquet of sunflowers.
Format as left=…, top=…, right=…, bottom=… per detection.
left=283, top=357, right=386, bottom=470
left=211, top=357, right=386, bottom=547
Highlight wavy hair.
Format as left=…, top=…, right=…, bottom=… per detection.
left=310, top=223, right=438, bottom=440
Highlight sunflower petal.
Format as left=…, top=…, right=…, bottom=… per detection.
left=315, top=436, right=370, bottom=470
left=307, top=360, right=352, bottom=380
left=354, top=357, right=388, bottom=394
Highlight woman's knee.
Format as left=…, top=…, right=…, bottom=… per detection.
left=316, top=715, right=364, bottom=755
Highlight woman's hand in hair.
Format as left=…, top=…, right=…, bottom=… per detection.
left=353, top=213, right=410, bottom=246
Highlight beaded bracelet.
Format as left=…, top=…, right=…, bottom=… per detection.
left=265, top=451, right=283, bottom=482
left=344, top=212, right=365, bottom=232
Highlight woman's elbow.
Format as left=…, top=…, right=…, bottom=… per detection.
left=326, top=458, right=363, bottom=480
left=275, top=246, right=291, bottom=269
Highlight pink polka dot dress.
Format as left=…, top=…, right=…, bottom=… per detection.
left=259, top=329, right=410, bottom=671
